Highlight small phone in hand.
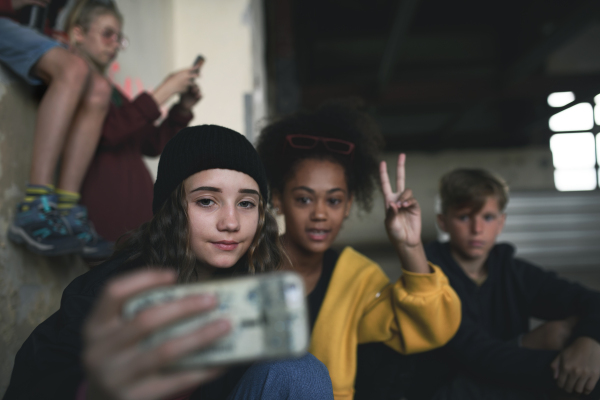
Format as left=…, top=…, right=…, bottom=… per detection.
left=192, top=55, right=205, bottom=73
left=123, top=271, right=309, bottom=369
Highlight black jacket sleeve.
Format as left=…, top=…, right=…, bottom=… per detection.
left=518, top=259, right=600, bottom=344
left=2, top=255, right=129, bottom=400
left=442, top=315, right=558, bottom=390
left=2, top=290, right=94, bottom=399
left=440, top=318, right=600, bottom=398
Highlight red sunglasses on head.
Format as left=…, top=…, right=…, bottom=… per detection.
left=284, top=134, right=355, bottom=158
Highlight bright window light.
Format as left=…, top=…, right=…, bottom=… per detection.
left=550, top=132, right=596, bottom=169
left=549, top=103, right=594, bottom=132
left=554, top=169, right=597, bottom=191
left=595, top=104, right=600, bottom=126
left=597, top=133, right=600, bottom=163
left=595, top=94, right=600, bottom=104
left=547, top=92, right=575, bottom=107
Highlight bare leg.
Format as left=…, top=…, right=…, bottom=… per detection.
left=57, top=72, right=112, bottom=192
left=29, top=47, right=90, bottom=186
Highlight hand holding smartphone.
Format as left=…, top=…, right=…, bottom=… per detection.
left=123, top=271, right=309, bottom=369
left=83, top=270, right=229, bottom=400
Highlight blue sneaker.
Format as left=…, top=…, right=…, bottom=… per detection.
left=62, top=205, right=114, bottom=261
left=8, top=195, right=83, bottom=256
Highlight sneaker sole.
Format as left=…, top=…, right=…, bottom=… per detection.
left=8, top=225, right=82, bottom=257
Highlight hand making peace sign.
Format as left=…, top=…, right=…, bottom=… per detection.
left=379, top=153, right=422, bottom=248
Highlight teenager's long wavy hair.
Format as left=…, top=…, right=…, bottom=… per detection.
left=113, top=183, right=286, bottom=283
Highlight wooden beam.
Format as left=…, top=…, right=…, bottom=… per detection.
left=267, top=0, right=301, bottom=115
left=302, top=73, right=600, bottom=108
left=505, top=0, right=600, bottom=84
left=377, top=0, right=421, bottom=91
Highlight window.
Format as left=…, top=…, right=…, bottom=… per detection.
left=550, top=133, right=597, bottom=191
left=547, top=91, right=575, bottom=108
left=547, top=93, right=599, bottom=191
left=597, top=132, right=600, bottom=185
left=595, top=94, right=600, bottom=126
left=549, top=103, right=594, bottom=132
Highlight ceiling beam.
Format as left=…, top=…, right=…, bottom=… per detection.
left=302, top=73, right=600, bottom=108
left=377, top=0, right=421, bottom=92
left=505, top=0, right=600, bottom=84
left=267, top=0, right=301, bottom=115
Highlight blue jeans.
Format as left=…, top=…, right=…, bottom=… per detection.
left=227, top=353, right=334, bottom=400
left=0, top=17, right=60, bottom=85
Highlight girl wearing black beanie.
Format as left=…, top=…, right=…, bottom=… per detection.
left=4, top=125, right=334, bottom=400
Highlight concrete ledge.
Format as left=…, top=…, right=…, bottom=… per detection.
left=0, top=64, right=88, bottom=396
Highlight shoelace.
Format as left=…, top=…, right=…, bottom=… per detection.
left=36, top=199, right=70, bottom=235
left=73, top=210, right=100, bottom=244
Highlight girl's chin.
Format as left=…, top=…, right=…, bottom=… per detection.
left=199, top=256, right=240, bottom=270
left=210, top=263, right=237, bottom=269
left=302, top=240, right=331, bottom=255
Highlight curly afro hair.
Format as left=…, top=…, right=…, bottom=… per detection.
left=256, top=98, right=384, bottom=212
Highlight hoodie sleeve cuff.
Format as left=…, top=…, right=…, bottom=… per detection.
left=167, top=103, right=194, bottom=126
left=400, top=263, right=445, bottom=295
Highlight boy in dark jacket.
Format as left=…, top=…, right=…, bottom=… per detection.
left=422, top=169, right=600, bottom=399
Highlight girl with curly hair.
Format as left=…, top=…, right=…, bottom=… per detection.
left=5, top=125, right=334, bottom=400
left=256, top=99, right=462, bottom=400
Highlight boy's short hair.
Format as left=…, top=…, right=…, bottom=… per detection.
left=440, top=169, right=509, bottom=214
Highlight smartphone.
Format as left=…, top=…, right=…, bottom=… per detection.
left=192, top=55, right=205, bottom=73
left=123, top=271, right=309, bottom=369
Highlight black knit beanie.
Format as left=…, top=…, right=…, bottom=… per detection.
left=152, top=125, right=269, bottom=214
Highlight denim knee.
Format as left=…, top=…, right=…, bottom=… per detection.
left=228, top=353, right=333, bottom=400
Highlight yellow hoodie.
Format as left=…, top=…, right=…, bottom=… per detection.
left=308, top=247, right=461, bottom=400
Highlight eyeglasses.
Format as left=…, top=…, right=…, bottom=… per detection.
left=100, top=29, right=129, bottom=49
left=284, top=134, right=355, bottom=157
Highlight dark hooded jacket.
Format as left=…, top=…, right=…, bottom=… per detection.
left=354, top=242, right=600, bottom=399
left=2, top=251, right=248, bottom=400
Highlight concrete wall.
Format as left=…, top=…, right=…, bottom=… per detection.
left=110, top=0, right=175, bottom=96
left=0, top=66, right=88, bottom=396
left=111, top=0, right=257, bottom=180
left=111, top=0, right=256, bottom=131
left=171, top=0, right=254, bottom=131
